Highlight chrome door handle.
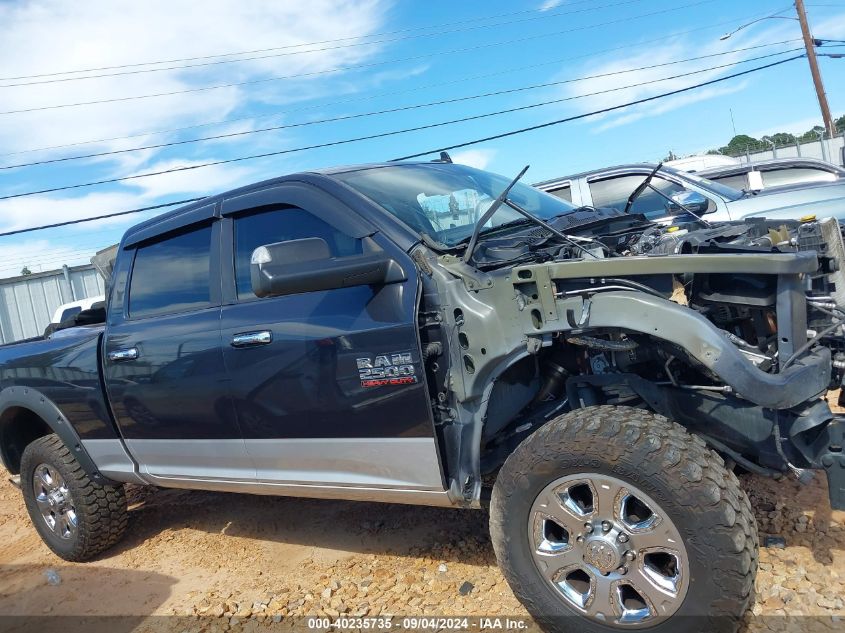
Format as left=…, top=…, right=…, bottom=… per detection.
left=231, top=331, right=273, bottom=348
left=108, top=347, right=139, bottom=362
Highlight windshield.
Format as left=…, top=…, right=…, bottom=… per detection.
left=675, top=168, right=745, bottom=201
left=334, top=163, right=579, bottom=246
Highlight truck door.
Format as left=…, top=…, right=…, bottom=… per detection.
left=103, top=215, right=253, bottom=483
left=218, top=184, right=444, bottom=494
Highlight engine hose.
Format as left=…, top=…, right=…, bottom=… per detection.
left=781, top=317, right=845, bottom=370
left=723, top=330, right=763, bottom=352
left=566, top=335, right=638, bottom=351
left=602, top=278, right=665, bottom=299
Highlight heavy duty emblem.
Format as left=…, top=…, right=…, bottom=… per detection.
left=356, top=352, right=418, bottom=388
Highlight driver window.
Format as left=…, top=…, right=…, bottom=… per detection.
left=233, top=206, right=362, bottom=299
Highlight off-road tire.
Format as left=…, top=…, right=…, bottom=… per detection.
left=20, top=434, right=128, bottom=561
left=490, top=406, right=758, bottom=633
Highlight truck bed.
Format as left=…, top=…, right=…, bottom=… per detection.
left=0, top=326, right=120, bottom=442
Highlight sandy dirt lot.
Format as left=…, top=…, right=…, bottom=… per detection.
left=0, top=466, right=843, bottom=632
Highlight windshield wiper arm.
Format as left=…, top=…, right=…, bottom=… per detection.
left=624, top=162, right=663, bottom=215
left=622, top=162, right=711, bottom=227
left=463, top=165, right=530, bottom=264
left=501, top=199, right=599, bottom=259
left=644, top=182, right=712, bottom=227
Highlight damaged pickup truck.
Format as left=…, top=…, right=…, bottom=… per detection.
left=1, top=159, right=844, bottom=632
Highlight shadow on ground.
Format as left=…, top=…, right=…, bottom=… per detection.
left=0, top=564, right=176, bottom=631
left=113, top=485, right=495, bottom=566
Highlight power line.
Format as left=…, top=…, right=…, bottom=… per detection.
left=5, top=248, right=118, bottom=268
left=0, top=56, right=800, bottom=239
left=0, top=0, right=609, bottom=83
left=391, top=55, right=804, bottom=161
left=0, top=41, right=800, bottom=171
left=0, top=12, right=781, bottom=160
left=0, top=245, right=112, bottom=267
left=0, top=236, right=131, bottom=265
left=0, top=54, right=803, bottom=204
left=0, top=198, right=204, bottom=238
left=0, top=0, right=645, bottom=87
left=0, top=0, right=716, bottom=116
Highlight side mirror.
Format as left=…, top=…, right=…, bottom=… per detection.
left=667, top=190, right=709, bottom=215
left=250, top=238, right=407, bottom=299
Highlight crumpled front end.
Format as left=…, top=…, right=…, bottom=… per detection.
left=426, top=214, right=845, bottom=509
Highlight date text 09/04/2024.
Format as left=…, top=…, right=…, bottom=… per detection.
left=306, top=617, right=529, bottom=630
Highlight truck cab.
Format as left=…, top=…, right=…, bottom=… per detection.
left=98, top=174, right=447, bottom=501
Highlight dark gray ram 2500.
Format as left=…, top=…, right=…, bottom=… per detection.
left=1, top=160, right=844, bottom=633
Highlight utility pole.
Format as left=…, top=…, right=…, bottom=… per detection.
left=795, top=0, right=836, bottom=138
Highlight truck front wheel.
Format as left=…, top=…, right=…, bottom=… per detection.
left=20, top=434, right=128, bottom=562
left=490, top=406, right=757, bottom=633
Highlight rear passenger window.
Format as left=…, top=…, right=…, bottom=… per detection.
left=548, top=185, right=572, bottom=202
left=234, top=207, right=361, bottom=299
left=761, top=168, right=837, bottom=188
left=128, top=224, right=213, bottom=318
left=589, top=175, right=713, bottom=219
left=710, top=174, right=748, bottom=190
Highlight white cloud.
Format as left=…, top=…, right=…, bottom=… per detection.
left=539, top=1, right=564, bottom=11
left=815, top=12, right=845, bottom=39
left=0, top=160, right=255, bottom=235
left=595, top=82, right=748, bottom=131
left=122, top=160, right=257, bottom=198
left=552, top=18, right=804, bottom=132
left=0, top=191, right=155, bottom=234
left=0, top=1, right=398, bottom=279
left=450, top=149, right=497, bottom=170
left=0, top=0, right=392, bottom=157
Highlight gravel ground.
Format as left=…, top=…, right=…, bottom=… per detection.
left=0, top=456, right=843, bottom=632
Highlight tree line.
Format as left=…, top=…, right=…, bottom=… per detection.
left=707, top=114, right=845, bottom=156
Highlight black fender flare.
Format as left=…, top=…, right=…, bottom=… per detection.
left=0, top=386, right=114, bottom=485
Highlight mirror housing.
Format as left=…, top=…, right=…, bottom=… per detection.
left=250, top=238, right=407, bottom=299
left=667, top=190, right=709, bottom=215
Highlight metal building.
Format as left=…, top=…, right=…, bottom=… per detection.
left=0, top=264, right=104, bottom=345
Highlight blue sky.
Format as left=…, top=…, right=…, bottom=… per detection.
left=0, top=0, right=843, bottom=278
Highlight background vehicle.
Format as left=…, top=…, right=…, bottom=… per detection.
left=665, top=154, right=740, bottom=172
left=535, top=162, right=845, bottom=223
left=50, top=295, right=105, bottom=326
left=2, top=161, right=844, bottom=633
left=696, top=157, right=845, bottom=191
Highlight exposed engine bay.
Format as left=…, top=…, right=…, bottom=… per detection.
left=470, top=207, right=845, bottom=386
left=419, top=206, right=845, bottom=509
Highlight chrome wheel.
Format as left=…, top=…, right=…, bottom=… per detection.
left=32, top=463, right=77, bottom=540
left=529, top=473, right=689, bottom=627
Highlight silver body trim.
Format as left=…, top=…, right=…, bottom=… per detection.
left=244, top=437, right=444, bottom=489
left=80, top=439, right=146, bottom=484
left=125, top=438, right=254, bottom=480
left=113, top=437, right=449, bottom=505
